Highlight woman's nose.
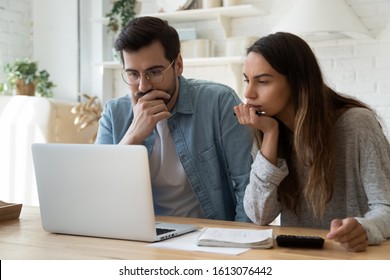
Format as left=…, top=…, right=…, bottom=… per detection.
left=244, top=83, right=257, bottom=100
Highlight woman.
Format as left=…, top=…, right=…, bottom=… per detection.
left=234, top=32, right=390, bottom=252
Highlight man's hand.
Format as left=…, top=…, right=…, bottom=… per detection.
left=327, top=217, right=368, bottom=252
left=120, top=90, right=171, bottom=144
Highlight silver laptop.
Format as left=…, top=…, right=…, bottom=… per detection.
left=31, top=143, right=198, bottom=242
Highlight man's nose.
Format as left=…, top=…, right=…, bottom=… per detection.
left=138, top=74, right=152, bottom=92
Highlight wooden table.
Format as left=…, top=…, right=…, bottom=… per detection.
left=1, top=206, right=389, bottom=260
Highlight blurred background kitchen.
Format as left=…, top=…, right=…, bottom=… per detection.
left=1, top=0, right=390, bottom=206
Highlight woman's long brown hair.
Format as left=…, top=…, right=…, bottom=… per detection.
left=249, top=32, right=370, bottom=218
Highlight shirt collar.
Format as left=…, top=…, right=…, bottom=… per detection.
left=172, top=75, right=194, bottom=115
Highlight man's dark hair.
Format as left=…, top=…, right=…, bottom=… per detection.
left=114, top=16, right=180, bottom=63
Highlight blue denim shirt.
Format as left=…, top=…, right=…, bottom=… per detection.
left=96, top=76, right=254, bottom=222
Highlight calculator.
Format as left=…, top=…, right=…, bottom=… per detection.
left=276, top=234, right=325, bottom=249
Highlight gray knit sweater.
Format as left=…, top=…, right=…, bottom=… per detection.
left=243, top=108, right=390, bottom=245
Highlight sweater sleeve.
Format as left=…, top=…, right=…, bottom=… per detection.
left=354, top=124, right=390, bottom=245
left=243, top=150, right=289, bottom=225
left=344, top=109, right=390, bottom=245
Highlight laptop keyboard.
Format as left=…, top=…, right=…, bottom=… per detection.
left=156, top=227, right=175, bottom=236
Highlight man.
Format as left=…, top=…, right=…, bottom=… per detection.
left=96, top=16, right=253, bottom=222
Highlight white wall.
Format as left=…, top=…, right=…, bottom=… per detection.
left=32, top=0, right=78, bottom=102
left=0, top=0, right=33, bottom=81
left=0, top=0, right=79, bottom=101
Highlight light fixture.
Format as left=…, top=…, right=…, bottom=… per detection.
left=272, top=0, right=371, bottom=41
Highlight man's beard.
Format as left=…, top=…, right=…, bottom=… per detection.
left=135, top=75, right=177, bottom=105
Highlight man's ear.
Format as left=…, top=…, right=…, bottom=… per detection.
left=175, top=54, right=184, bottom=76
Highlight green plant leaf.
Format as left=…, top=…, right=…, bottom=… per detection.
left=105, top=0, right=137, bottom=33
left=3, top=58, right=56, bottom=97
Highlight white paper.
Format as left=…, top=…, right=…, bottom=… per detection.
left=147, top=230, right=250, bottom=255
left=197, top=227, right=273, bottom=244
left=195, top=228, right=274, bottom=249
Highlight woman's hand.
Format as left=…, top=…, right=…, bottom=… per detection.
left=233, top=104, right=278, bottom=133
left=327, top=217, right=368, bottom=252
left=234, top=104, right=279, bottom=166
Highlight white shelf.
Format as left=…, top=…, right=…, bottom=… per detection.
left=92, top=5, right=267, bottom=37
left=144, top=4, right=266, bottom=22
left=96, top=61, right=122, bottom=69
left=95, top=56, right=244, bottom=69
left=142, top=4, right=266, bottom=37
left=184, top=56, right=244, bottom=66
left=90, top=17, right=109, bottom=24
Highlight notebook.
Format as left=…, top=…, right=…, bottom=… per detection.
left=31, top=143, right=198, bottom=242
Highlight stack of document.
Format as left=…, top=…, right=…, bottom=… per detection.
left=196, top=227, right=274, bottom=249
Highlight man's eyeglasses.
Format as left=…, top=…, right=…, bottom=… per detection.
left=121, top=60, right=175, bottom=86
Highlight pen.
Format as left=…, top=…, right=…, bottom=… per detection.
left=255, top=111, right=266, bottom=116
left=234, top=111, right=266, bottom=116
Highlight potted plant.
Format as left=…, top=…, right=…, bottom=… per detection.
left=3, top=58, right=56, bottom=97
left=106, top=0, right=141, bottom=34
left=35, top=70, right=56, bottom=98
left=0, top=82, right=4, bottom=95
